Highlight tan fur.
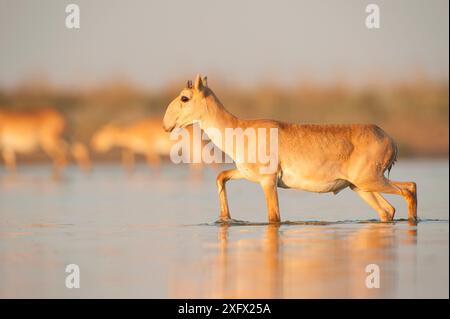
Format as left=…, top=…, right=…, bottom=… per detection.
left=163, top=75, right=417, bottom=223
left=91, top=118, right=207, bottom=173
left=70, top=142, right=91, bottom=173
left=0, top=108, right=90, bottom=178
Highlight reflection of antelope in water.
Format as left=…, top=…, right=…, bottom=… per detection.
left=216, top=224, right=282, bottom=298
left=170, top=223, right=415, bottom=298
left=163, top=75, right=417, bottom=222
left=91, top=118, right=210, bottom=173
left=0, top=108, right=91, bottom=178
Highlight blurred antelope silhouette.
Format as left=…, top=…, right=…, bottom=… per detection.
left=91, top=118, right=210, bottom=174
left=0, top=108, right=91, bottom=179
left=163, top=75, right=417, bottom=223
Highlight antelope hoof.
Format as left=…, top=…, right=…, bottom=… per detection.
left=408, top=215, right=418, bottom=225
left=218, top=216, right=231, bottom=222
left=380, top=213, right=395, bottom=222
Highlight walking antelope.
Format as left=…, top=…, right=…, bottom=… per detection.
left=91, top=118, right=209, bottom=173
left=163, top=75, right=417, bottom=223
left=0, top=108, right=91, bottom=178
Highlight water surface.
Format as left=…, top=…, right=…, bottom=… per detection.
left=0, top=160, right=448, bottom=298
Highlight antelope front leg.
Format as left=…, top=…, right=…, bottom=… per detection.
left=216, top=169, right=242, bottom=221
left=2, top=149, right=17, bottom=175
left=121, top=148, right=135, bottom=175
left=146, top=152, right=161, bottom=168
left=260, top=175, right=280, bottom=223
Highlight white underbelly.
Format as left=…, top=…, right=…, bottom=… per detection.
left=282, top=179, right=349, bottom=193
left=278, top=169, right=350, bottom=193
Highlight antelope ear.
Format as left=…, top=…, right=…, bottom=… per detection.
left=194, top=74, right=205, bottom=91
left=202, top=76, right=208, bottom=87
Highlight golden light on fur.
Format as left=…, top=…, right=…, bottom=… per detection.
left=0, top=108, right=91, bottom=179
left=163, top=75, right=418, bottom=223
left=90, top=118, right=210, bottom=173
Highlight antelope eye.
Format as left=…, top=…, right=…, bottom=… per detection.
left=181, top=96, right=189, bottom=102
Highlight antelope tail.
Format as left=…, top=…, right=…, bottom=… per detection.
left=386, top=141, right=398, bottom=178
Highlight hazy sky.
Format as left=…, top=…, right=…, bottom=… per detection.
left=0, top=0, right=448, bottom=88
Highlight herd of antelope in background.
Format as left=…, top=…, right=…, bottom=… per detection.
left=0, top=107, right=205, bottom=179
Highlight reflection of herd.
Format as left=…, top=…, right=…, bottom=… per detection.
left=0, top=107, right=209, bottom=179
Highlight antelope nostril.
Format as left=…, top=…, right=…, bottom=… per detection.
left=163, top=123, right=174, bottom=132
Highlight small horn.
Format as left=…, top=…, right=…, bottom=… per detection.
left=187, top=80, right=192, bottom=89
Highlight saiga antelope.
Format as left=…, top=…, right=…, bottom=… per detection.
left=0, top=108, right=91, bottom=178
left=163, top=75, right=417, bottom=223
left=91, top=118, right=208, bottom=173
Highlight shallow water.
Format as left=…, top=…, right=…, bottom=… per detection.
left=0, top=160, right=448, bottom=298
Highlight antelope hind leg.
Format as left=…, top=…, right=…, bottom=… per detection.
left=352, top=187, right=396, bottom=222
left=2, top=149, right=17, bottom=175
left=352, top=178, right=417, bottom=222
left=121, top=149, right=135, bottom=175
left=392, top=181, right=417, bottom=222
left=41, top=139, right=67, bottom=180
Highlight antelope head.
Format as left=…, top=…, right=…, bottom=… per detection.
left=90, top=124, right=119, bottom=153
left=163, top=74, right=208, bottom=132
